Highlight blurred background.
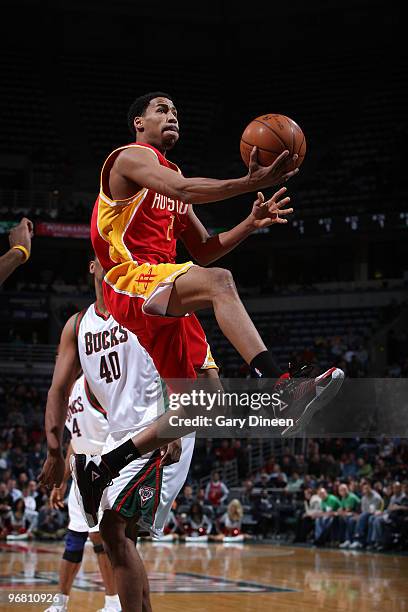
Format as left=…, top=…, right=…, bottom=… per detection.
left=0, top=0, right=407, bottom=548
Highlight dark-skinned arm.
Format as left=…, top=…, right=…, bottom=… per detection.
left=38, top=315, right=82, bottom=488
left=112, top=146, right=298, bottom=205
left=0, top=218, right=33, bottom=286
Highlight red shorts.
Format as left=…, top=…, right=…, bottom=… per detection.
left=102, top=260, right=217, bottom=379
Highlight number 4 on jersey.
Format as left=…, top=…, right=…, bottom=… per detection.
left=72, top=417, right=82, bottom=437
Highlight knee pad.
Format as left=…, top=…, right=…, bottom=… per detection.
left=62, top=529, right=88, bottom=563
left=93, top=542, right=105, bottom=555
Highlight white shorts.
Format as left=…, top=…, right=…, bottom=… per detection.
left=100, top=432, right=195, bottom=537
left=68, top=483, right=99, bottom=534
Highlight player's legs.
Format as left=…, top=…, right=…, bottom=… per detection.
left=44, top=529, right=87, bottom=612
left=90, top=532, right=116, bottom=594
left=167, top=266, right=271, bottom=367
left=99, top=510, right=152, bottom=612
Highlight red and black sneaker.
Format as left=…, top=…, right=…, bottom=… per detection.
left=274, top=364, right=345, bottom=437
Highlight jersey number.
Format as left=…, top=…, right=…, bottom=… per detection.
left=100, top=351, right=121, bottom=384
left=166, top=214, right=175, bottom=241
left=72, top=418, right=82, bottom=437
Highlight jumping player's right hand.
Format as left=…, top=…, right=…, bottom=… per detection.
left=38, top=452, right=65, bottom=490
left=247, top=147, right=299, bottom=189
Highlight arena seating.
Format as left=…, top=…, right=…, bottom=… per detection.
left=200, top=306, right=382, bottom=374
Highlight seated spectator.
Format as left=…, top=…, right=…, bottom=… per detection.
left=338, top=483, right=361, bottom=548
left=6, top=478, right=22, bottom=503
left=204, top=471, right=229, bottom=508
left=357, top=457, right=373, bottom=480
left=239, top=479, right=255, bottom=508
left=27, top=443, right=45, bottom=479
left=252, top=489, right=276, bottom=539
left=177, top=484, right=195, bottom=507
left=6, top=499, right=38, bottom=540
left=35, top=500, right=66, bottom=540
left=269, top=464, right=288, bottom=487
left=27, top=480, right=43, bottom=511
left=10, top=446, right=27, bottom=477
left=21, top=485, right=37, bottom=513
left=367, top=481, right=407, bottom=551
left=160, top=501, right=182, bottom=540
left=181, top=503, right=213, bottom=538
left=348, top=481, right=383, bottom=549
left=210, top=499, right=250, bottom=541
left=286, top=472, right=304, bottom=493
left=254, top=471, right=271, bottom=489
left=294, top=487, right=321, bottom=543
left=0, top=482, right=13, bottom=534
left=314, top=487, right=341, bottom=546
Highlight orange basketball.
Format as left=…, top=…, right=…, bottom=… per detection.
left=240, top=114, right=306, bottom=170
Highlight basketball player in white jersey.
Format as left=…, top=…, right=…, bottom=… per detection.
left=40, top=258, right=199, bottom=612
left=45, top=375, right=120, bottom=612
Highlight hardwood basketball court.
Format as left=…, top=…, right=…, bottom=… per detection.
left=1, top=541, right=407, bottom=611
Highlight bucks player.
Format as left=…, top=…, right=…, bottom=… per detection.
left=45, top=375, right=120, bottom=612
left=40, top=258, right=196, bottom=612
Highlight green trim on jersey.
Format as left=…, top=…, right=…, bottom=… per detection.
left=84, top=377, right=107, bottom=419
left=73, top=308, right=87, bottom=337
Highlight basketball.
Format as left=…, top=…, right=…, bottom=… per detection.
left=240, top=114, right=306, bottom=170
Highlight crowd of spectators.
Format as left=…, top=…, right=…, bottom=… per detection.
left=1, top=372, right=408, bottom=550
left=0, top=380, right=68, bottom=541
left=164, top=436, right=408, bottom=550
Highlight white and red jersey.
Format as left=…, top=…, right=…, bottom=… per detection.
left=65, top=375, right=108, bottom=454
left=91, top=142, right=190, bottom=270
left=74, top=303, right=163, bottom=437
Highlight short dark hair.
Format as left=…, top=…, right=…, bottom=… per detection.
left=127, top=91, right=173, bottom=137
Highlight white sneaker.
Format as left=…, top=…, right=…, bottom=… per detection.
left=349, top=541, right=363, bottom=550
left=339, top=540, right=351, bottom=548
left=44, top=606, right=67, bottom=612
left=97, top=607, right=121, bottom=612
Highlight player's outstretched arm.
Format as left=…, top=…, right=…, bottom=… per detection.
left=49, top=443, right=73, bottom=509
left=181, top=188, right=293, bottom=266
left=0, top=218, right=33, bottom=286
left=113, top=146, right=299, bottom=205
left=38, top=316, right=82, bottom=488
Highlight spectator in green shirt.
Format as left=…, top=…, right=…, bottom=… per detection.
left=357, top=458, right=373, bottom=480
left=338, top=483, right=360, bottom=547
left=314, top=487, right=341, bottom=545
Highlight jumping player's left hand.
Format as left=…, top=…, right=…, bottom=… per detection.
left=249, top=188, right=293, bottom=229
left=160, top=439, right=182, bottom=467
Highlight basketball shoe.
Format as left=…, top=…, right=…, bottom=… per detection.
left=274, top=364, right=345, bottom=436
left=70, top=454, right=113, bottom=528
left=72, top=364, right=344, bottom=528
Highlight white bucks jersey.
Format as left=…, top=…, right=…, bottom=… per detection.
left=76, top=303, right=163, bottom=436
left=65, top=375, right=109, bottom=454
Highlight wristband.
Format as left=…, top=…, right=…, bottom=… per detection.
left=12, top=245, right=30, bottom=263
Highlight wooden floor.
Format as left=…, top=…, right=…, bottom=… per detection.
left=1, top=540, right=408, bottom=611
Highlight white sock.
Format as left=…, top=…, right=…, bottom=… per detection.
left=105, top=594, right=121, bottom=609
left=54, top=593, right=69, bottom=608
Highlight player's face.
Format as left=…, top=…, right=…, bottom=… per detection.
left=136, top=97, right=179, bottom=151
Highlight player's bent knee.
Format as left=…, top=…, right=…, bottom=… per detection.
left=62, top=529, right=88, bottom=564
left=209, top=267, right=236, bottom=296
